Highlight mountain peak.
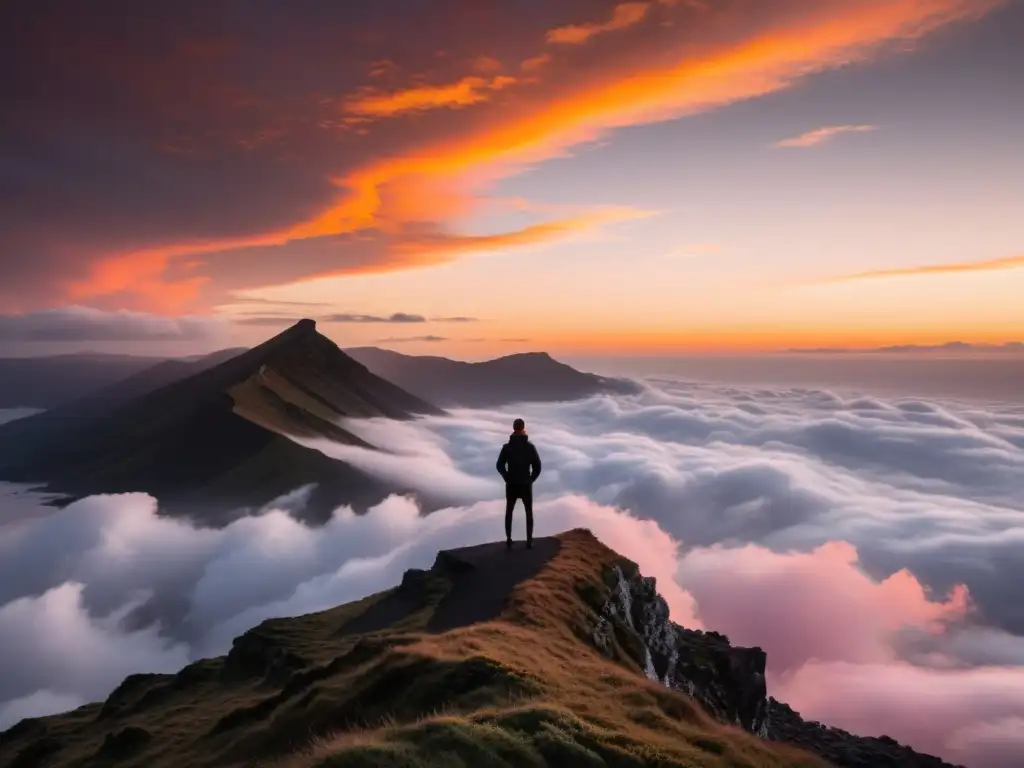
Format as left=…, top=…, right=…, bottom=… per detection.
left=251, top=317, right=322, bottom=360
left=0, top=322, right=441, bottom=523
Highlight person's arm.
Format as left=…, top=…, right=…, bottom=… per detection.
left=496, top=445, right=509, bottom=481
left=530, top=444, right=542, bottom=482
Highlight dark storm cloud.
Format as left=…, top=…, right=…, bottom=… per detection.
left=0, top=306, right=224, bottom=341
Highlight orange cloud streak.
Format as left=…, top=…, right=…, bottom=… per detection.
left=68, top=209, right=646, bottom=310
left=393, top=207, right=653, bottom=256
left=69, top=0, right=1003, bottom=310
left=546, top=2, right=653, bottom=45
left=829, top=254, right=1024, bottom=283
left=343, top=74, right=516, bottom=118
left=249, top=208, right=654, bottom=296
left=520, top=53, right=552, bottom=73
left=291, top=0, right=1000, bottom=240
left=775, top=123, right=879, bottom=148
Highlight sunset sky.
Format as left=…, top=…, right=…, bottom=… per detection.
left=3, top=0, right=1022, bottom=357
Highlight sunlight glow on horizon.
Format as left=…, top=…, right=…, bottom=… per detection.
left=2, top=0, right=1021, bottom=355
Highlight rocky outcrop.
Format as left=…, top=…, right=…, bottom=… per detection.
left=587, top=563, right=769, bottom=734
left=585, top=560, right=963, bottom=768
left=764, top=698, right=965, bottom=768
left=223, top=630, right=308, bottom=684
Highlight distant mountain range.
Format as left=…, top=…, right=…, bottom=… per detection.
left=785, top=341, right=1024, bottom=354
left=0, top=339, right=639, bottom=411
left=0, top=353, right=172, bottom=409
left=0, top=320, right=436, bottom=524
left=344, top=346, right=641, bottom=407
left=0, top=320, right=637, bottom=524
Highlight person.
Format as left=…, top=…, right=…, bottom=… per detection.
left=495, top=418, right=542, bottom=549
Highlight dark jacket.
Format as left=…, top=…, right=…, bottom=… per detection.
left=496, top=432, right=541, bottom=486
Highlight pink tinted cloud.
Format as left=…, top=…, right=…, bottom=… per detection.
left=678, top=540, right=968, bottom=672
left=946, top=717, right=1024, bottom=768
left=564, top=497, right=700, bottom=626
left=777, top=662, right=1024, bottom=767
left=774, top=123, right=879, bottom=148
left=673, top=540, right=1024, bottom=766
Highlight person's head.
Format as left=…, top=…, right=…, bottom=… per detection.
left=512, top=418, right=525, bottom=433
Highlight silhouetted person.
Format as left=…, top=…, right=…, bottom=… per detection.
left=496, top=418, right=541, bottom=549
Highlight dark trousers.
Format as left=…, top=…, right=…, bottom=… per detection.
left=505, top=483, right=533, bottom=541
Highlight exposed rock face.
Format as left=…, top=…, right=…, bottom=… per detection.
left=588, top=564, right=769, bottom=734
left=586, top=560, right=964, bottom=768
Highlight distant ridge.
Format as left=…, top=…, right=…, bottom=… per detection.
left=0, top=320, right=440, bottom=524
left=58, top=347, right=248, bottom=417
left=345, top=346, right=641, bottom=407
left=784, top=341, right=1024, bottom=354
left=0, top=352, right=169, bottom=409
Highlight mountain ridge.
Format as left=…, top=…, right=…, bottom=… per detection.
left=0, top=354, right=170, bottom=409
left=344, top=345, right=641, bottom=407
left=0, top=343, right=639, bottom=413
left=784, top=341, right=1024, bottom=354
left=0, top=529, right=962, bottom=768
left=0, top=320, right=438, bottom=524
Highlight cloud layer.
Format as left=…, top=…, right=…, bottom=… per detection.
left=827, top=254, right=1024, bottom=283
left=0, top=306, right=225, bottom=342
left=377, top=334, right=448, bottom=343
left=2, top=380, right=1023, bottom=766
left=326, top=312, right=427, bottom=324
left=229, top=312, right=482, bottom=329
left=774, top=124, right=878, bottom=148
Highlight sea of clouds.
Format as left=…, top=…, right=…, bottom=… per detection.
left=1, top=379, right=1023, bottom=767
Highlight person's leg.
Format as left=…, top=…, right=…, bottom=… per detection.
left=523, top=485, right=534, bottom=545
left=504, top=485, right=516, bottom=544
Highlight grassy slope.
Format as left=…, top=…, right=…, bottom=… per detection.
left=0, top=531, right=826, bottom=768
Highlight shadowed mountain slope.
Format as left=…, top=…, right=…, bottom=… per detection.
left=345, top=346, right=641, bottom=407
left=73, top=347, right=249, bottom=415
left=0, top=353, right=170, bottom=409
left=0, top=348, right=247, bottom=453
left=0, top=320, right=440, bottom=524
left=0, top=530, right=960, bottom=768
